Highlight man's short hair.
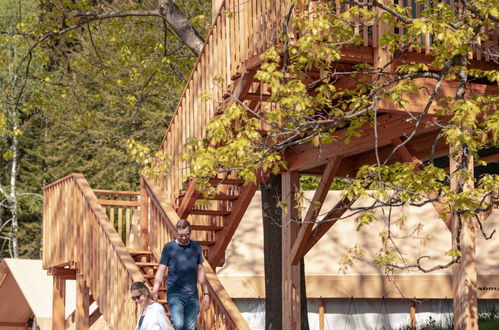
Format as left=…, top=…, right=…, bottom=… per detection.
left=176, top=219, right=191, bottom=231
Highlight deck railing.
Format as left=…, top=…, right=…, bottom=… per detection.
left=94, top=189, right=141, bottom=248
left=141, top=176, right=250, bottom=330
left=43, top=174, right=144, bottom=329
left=156, top=0, right=497, bottom=206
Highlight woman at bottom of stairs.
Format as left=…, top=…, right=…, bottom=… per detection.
left=131, top=281, right=172, bottom=330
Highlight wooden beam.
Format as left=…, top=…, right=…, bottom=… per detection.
left=282, top=171, right=301, bottom=329
left=97, top=199, right=140, bottom=207
left=378, top=79, right=499, bottom=114
left=243, top=92, right=271, bottom=101
left=450, top=144, right=478, bottom=330
left=285, top=113, right=440, bottom=172
left=304, top=197, right=353, bottom=255
left=0, top=322, right=27, bottom=327
left=176, top=180, right=198, bottom=219
left=319, top=298, right=325, bottom=330
left=480, top=153, right=499, bottom=164
left=76, top=276, right=90, bottom=329
left=410, top=301, right=417, bottom=329
left=291, top=158, right=342, bottom=265
left=52, top=276, right=66, bottom=330
left=48, top=267, right=76, bottom=280
left=208, top=182, right=259, bottom=268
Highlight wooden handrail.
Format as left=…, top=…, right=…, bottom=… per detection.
left=43, top=174, right=144, bottom=329
left=141, top=175, right=250, bottom=329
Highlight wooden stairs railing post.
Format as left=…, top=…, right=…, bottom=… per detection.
left=76, top=276, right=90, bottom=329
left=140, top=176, right=149, bottom=250
left=52, top=276, right=65, bottom=330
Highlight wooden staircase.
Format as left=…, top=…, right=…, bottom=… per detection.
left=42, top=173, right=250, bottom=329
left=175, top=177, right=258, bottom=268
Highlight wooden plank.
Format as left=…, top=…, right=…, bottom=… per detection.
left=97, top=199, right=140, bottom=207
left=203, top=261, right=250, bottom=329
left=291, top=158, right=342, bottom=265
left=378, top=79, right=499, bottom=114
left=140, top=177, right=149, bottom=250
left=304, top=198, right=353, bottom=255
left=285, top=113, right=440, bottom=171
left=319, top=298, right=325, bottom=330
left=92, top=189, right=139, bottom=196
left=177, top=180, right=199, bottom=219
left=118, top=207, right=123, bottom=242
left=282, top=171, right=301, bottom=330
left=48, top=267, right=77, bottom=279
left=410, top=301, right=417, bottom=329
left=76, top=277, right=90, bottom=329
left=208, top=182, right=259, bottom=268
left=189, top=209, right=231, bottom=217
left=52, top=276, right=66, bottom=330
left=126, top=208, right=132, bottom=248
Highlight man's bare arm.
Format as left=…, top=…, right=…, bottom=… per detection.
left=152, top=264, right=167, bottom=300
left=198, top=263, right=211, bottom=311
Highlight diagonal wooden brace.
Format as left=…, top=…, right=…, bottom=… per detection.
left=290, top=157, right=342, bottom=265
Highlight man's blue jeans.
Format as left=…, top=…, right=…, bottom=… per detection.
left=167, top=293, right=200, bottom=330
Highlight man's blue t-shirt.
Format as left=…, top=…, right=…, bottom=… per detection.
left=159, top=240, right=203, bottom=296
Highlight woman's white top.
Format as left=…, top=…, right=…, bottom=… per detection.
left=135, top=302, right=172, bottom=330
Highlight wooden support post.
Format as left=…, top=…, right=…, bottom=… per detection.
left=52, top=276, right=66, bottom=330
left=319, top=298, right=325, bottom=330
left=76, top=276, right=90, bottom=329
left=282, top=171, right=301, bottom=330
left=140, top=177, right=149, bottom=250
left=410, top=301, right=417, bottom=329
left=450, top=145, right=478, bottom=330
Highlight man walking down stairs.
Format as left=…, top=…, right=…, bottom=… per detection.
left=152, top=219, right=211, bottom=330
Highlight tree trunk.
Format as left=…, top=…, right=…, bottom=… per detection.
left=261, top=174, right=309, bottom=329
left=260, top=174, right=282, bottom=330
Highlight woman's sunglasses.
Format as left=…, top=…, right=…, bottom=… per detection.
left=131, top=293, right=143, bottom=301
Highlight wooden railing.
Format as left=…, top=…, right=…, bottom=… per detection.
left=94, top=189, right=141, bottom=248
left=156, top=0, right=497, bottom=206
left=141, top=176, right=250, bottom=330
left=156, top=0, right=294, bottom=203
left=43, top=174, right=144, bottom=329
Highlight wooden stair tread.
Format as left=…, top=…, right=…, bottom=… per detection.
left=189, top=209, right=231, bottom=216
left=136, top=262, right=158, bottom=267
left=178, top=192, right=238, bottom=201
left=208, top=178, right=244, bottom=185
left=128, top=249, right=153, bottom=256
left=198, top=240, right=216, bottom=246
left=191, top=224, right=224, bottom=231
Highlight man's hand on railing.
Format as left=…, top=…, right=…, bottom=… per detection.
left=151, top=289, right=159, bottom=301
left=202, top=294, right=211, bottom=311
